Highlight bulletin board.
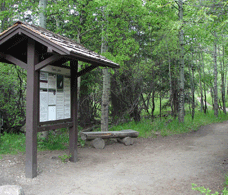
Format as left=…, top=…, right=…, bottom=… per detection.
left=39, top=65, right=71, bottom=122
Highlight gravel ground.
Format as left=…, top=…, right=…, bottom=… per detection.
left=1, top=121, right=228, bottom=195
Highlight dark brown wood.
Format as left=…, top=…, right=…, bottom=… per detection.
left=37, top=122, right=73, bottom=132
left=6, top=36, right=27, bottom=51
left=25, top=39, right=39, bottom=178
left=77, top=65, right=97, bottom=78
left=0, top=27, right=21, bottom=45
left=35, top=55, right=62, bottom=71
left=39, top=118, right=72, bottom=125
left=69, top=60, right=78, bottom=162
left=0, top=52, right=27, bottom=70
left=80, top=130, right=139, bottom=141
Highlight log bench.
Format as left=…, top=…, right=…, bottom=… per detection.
left=80, top=129, right=139, bottom=149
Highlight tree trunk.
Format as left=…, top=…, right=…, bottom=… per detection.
left=1, top=0, right=7, bottom=33
left=213, top=32, right=218, bottom=117
left=101, top=9, right=109, bottom=131
left=198, top=58, right=203, bottom=112
left=218, top=44, right=226, bottom=114
left=39, top=0, right=47, bottom=28
left=39, top=0, right=49, bottom=139
left=165, top=38, right=173, bottom=116
left=178, top=0, right=185, bottom=123
left=190, top=52, right=195, bottom=120
left=201, top=53, right=207, bottom=114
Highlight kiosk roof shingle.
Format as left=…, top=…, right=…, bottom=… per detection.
left=0, top=21, right=119, bottom=68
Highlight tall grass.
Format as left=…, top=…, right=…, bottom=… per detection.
left=110, top=109, right=228, bottom=137
left=1, top=109, right=228, bottom=156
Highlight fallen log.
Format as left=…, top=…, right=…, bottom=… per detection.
left=80, top=129, right=139, bottom=141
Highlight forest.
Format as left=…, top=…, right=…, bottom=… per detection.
left=1, top=0, right=228, bottom=136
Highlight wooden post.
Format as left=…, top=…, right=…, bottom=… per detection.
left=69, top=60, right=78, bottom=162
left=25, top=39, right=39, bottom=178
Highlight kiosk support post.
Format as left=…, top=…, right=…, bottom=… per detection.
left=25, top=39, right=39, bottom=178
left=69, top=60, right=78, bottom=162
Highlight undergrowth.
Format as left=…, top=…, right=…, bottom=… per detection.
left=110, top=109, right=228, bottom=137
left=192, top=174, right=228, bottom=194
left=1, top=109, right=228, bottom=156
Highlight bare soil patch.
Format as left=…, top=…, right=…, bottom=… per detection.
left=1, top=121, right=228, bottom=194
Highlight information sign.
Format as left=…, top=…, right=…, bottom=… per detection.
left=39, top=65, right=71, bottom=122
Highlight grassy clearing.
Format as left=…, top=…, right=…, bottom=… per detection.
left=1, top=109, right=228, bottom=156
left=110, top=109, right=228, bottom=137
left=0, top=130, right=69, bottom=157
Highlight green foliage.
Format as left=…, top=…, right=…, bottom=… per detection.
left=58, top=153, right=72, bottom=163
left=0, top=129, right=69, bottom=155
left=192, top=184, right=228, bottom=195
left=192, top=174, right=228, bottom=195
left=0, top=63, right=27, bottom=133
left=37, top=130, right=69, bottom=151
left=0, top=132, right=26, bottom=155
left=110, top=110, right=228, bottom=138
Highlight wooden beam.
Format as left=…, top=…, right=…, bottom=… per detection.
left=77, top=65, right=97, bottom=78
left=25, top=39, right=39, bottom=178
left=6, top=36, right=27, bottom=51
left=0, top=52, right=27, bottom=70
left=0, top=27, right=21, bottom=45
left=35, top=55, right=62, bottom=71
left=69, top=60, right=78, bottom=162
left=39, top=118, right=72, bottom=126
left=37, top=122, right=73, bottom=132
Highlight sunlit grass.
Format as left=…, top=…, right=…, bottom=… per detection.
left=110, top=109, right=228, bottom=137
left=1, top=109, right=228, bottom=155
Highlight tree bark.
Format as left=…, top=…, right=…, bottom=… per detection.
left=39, top=0, right=47, bottom=28
left=178, top=0, right=185, bottom=123
left=38, top=0, right=49, bottom=139
left=218, top=44, right=226, bottom=114
left=198, top=54, right=203, bottom=112
left=213, top=32, right=218, bottom=117
left=200, top=52, right=207, bottom=114
left=101, top=7, right=110, bottom=131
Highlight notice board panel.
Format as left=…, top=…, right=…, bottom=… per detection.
left=39, top=65, right=71, bottom=122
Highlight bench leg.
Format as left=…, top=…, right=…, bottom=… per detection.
left=92, top=138, right=105, bottom=149
left=118, top=137, right=133, bottom=146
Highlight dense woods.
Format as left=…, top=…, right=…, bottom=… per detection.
left=1, top=0, right=228, bottom=133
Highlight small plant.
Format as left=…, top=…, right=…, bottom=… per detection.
left=58, top=153, right=72, bottom=163
left=192, top=183, right=228, bottom=195
left=78, top=135, right=85, bottom=147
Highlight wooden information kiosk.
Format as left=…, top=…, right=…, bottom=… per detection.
left=0, top=21, right=119, bottom=178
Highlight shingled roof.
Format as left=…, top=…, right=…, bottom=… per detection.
left=0, top=21, right=119, bottom=68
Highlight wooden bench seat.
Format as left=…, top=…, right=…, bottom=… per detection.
left=80, top=129, right=139, bottom=149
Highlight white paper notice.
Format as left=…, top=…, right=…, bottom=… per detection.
left=48, top=106, right=56, bottom=121
left=48, top=90, right=56, bottom=105
left=57, top=92, right=64, bottom=120
left=40, top=72, right=48, bottom=81
left=48, top=74, right=56, bottom=89
left=64, top=77, right=71, bottom=118
left=40, top=91, right=48, bottom=122
left=40, top=81, right=48, bottom=89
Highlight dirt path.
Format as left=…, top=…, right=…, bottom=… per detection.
left=1, top=121, right=228, bottom=195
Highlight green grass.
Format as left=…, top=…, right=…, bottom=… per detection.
left=110, top=109, right=228, bottom=137
left=0, top=129, right=69, bottom=156
left=1, top=109, right=228, bottom=156
left=192, top=174, right=228, bottom=194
